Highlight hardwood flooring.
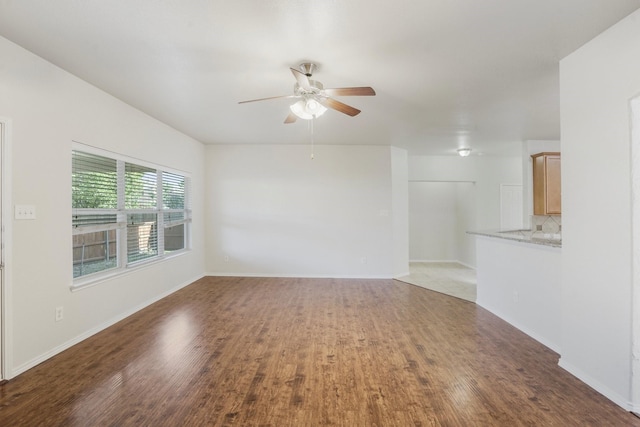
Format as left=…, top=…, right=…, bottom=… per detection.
left=0, top=276, right=638, bottom=426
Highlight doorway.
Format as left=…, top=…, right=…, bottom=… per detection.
left=407, top=181, right=476, bottom=266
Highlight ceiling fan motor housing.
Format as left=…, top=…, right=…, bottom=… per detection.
left=299, top=62, right=317, bottom=77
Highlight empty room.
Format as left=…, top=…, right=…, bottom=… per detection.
left=1, top=1, right=640, bottom=425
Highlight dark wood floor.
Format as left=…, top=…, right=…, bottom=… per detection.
left=0, top=276, right=638, bottom=426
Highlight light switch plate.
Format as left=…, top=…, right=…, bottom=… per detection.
left=15, top=205, right=36, bottom=220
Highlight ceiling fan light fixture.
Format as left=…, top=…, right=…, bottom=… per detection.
left=290, top=100, right=312, bottom=120
left=290, top=97, right=327, bottom=120
left=305, top=98, right=327, bottom=117
left=457, top=148, right=472, bottom=157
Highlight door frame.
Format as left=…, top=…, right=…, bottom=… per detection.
left=631, top=97, right=640, bottom=413
left=0, top=118, right=12, bottom=380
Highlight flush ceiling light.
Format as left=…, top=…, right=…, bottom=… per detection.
left=457, top=148, right=472, bottom=157
left=290, top=97, right=327, bottom=120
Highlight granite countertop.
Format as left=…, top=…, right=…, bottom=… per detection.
left=467, top=229, right=562, bottom=248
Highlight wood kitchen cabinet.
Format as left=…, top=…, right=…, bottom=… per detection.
left=532, top=152, right=561, bottom=215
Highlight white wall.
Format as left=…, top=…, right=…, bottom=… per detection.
left=559, top=8, right=640, bottom=409
left=408, top=155, right=477, bottom=182
left=476, top=236, right=561, bottom=352
left=474, top=156, right=523, bottom=230
left=390, top=146, right=410, bottom=277
left=408, top=155, right=521, bottom=268
left=409, top=182, right=474, bottom=263
left=0, top=36, right=205, bottom=376
left=409, top=182, right=459, bottom=261
left=455, top=182, right=477, bottom=266
left=205, top=144, right=406, bottom=278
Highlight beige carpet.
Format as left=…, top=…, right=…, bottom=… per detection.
left=395, top=261, right=477, bottom=302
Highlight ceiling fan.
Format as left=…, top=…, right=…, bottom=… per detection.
left=239, top=63, right=376, bottom=124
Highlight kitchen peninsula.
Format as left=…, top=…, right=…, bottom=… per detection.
left=469, top=229, right=562, bottom=352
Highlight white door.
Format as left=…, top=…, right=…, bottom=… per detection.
left=500, top=184, right=523, bottom=230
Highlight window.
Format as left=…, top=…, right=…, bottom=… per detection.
left=72, top=148, right=191, bottom=283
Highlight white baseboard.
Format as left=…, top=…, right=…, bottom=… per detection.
left=204, top=272, right=393, bottom=279
left=476, top=299, right=561, bottom=354
left=408, top=259, right=476, bottom=270
left=10, top=273, right=204, bottom=378
left=558, top=357, right=632, bottom=411
left=456, top=260, right=476, bottom=269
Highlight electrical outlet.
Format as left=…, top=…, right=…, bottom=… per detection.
left=55, top=306, right=64, bottom=322
left=513, top=291, right=519, bottom=303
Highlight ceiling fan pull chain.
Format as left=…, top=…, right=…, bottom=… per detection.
left=310, top=118, right=315, bottom=160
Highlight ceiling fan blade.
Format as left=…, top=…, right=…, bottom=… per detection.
left=290, top=67, right=312, bottom=91
left=323, top=87, right=376, bottom=97
left=319, top=97, right=361, bottom=117
left=238, top=95, right=296, bottom=104
left=284, top=113, right=297, bottom=124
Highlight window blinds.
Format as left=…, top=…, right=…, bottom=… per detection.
left=72, top=151, right=118, bottom=229
left=72, top=148, right=191, bottom=279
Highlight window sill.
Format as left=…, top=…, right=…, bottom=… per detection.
left=70, top=249, right=191, bottom=292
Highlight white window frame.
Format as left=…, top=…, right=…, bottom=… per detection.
left=72, top=143, right=191, bottom=290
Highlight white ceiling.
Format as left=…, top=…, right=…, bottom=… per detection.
left=1, top=1, right=639, bottom=156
